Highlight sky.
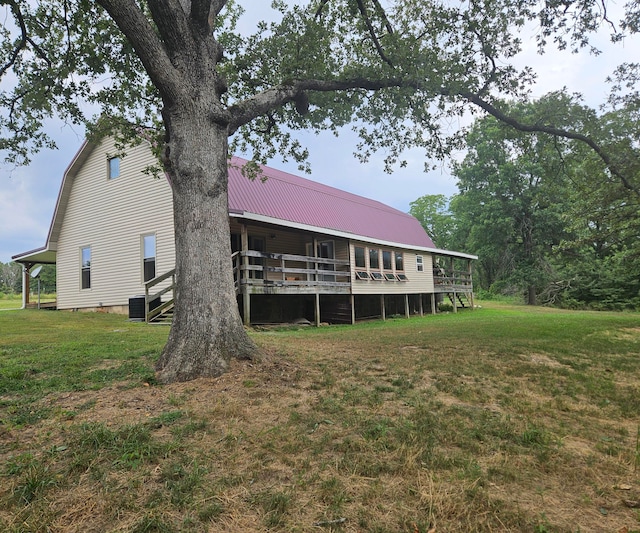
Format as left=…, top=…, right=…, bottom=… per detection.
left=1, top=3, right=638, bottom=264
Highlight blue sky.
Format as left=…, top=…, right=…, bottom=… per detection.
left=1, top=4, right=638, bottom=263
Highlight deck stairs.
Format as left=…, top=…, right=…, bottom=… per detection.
left=448, top=292, right=472, bottom=309
left=147, top=300, right=174, bottom=324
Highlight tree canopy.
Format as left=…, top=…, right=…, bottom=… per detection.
left=415, top=94, right=640, bottom=309
left=2, top=0, right=638, bottom=176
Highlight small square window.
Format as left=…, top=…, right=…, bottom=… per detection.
left=416, top=255, right=424, bottom=272
left=108, top=157, right=120, bottom=179
left=355, top=271, right=370, bottom=280
left=384, top=273, right=396, bottom=281
left=396, top=273, right=408, bottom=281
left=371, top=272, right=384, bottom=281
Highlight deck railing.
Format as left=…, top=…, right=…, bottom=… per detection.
left=144, top=268, right=176, bottom=322
left=433, top=267, right=473, bottom=292
left=234, top=250, right=351, bottom=292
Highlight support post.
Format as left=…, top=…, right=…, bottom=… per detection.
left=243, top=293, right=251, bottom=326
left=380, top=294, right=386, bottom=321
left=315, top=293, right=321, bottom=327
left=468, top=259, right=475, bottom=310
left=404, top=294, right=410, bottom=319
left=419, top=294, right=424, bottom=317
left=430, top=293, right=436, bottom=315
left=22, top=265, right=30, bottom=309
left=241, top=225, right=250, bottom=325
left=350, top=294, right=355, bottom=325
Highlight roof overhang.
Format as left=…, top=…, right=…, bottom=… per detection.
left=231, top=211, right=478, bottom=260
left=12, top=245, right=57, bottom=265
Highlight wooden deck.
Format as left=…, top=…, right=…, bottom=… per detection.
left=143, top=250, right=474, bottom=322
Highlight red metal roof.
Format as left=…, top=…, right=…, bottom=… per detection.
left=228, top=157, right=435, bottom=249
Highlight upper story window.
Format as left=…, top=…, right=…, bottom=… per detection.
left=369, top=248, right=379, bottom=269
left=395, top=252, right=404, bottom=271
left=354, top=246, right=366, bottom=268
left=382, top=250, right=392, bottom=270
left=108, top=156, right=120, bottom=180
left=416, top=255, right=424, bottom=272
left=81, top=246, right=91, bottom=289
left=143, top=234, right=156, bottom=282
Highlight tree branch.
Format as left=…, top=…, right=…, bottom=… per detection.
left=355, top=0, right=393, bottom=67
left=1, top=0, right=51, bottom=77
left=228, top=77, right=404, bottom=134
left=96, top=0, right=183, bottom=104
left=460, top=91, right=640, bottom=196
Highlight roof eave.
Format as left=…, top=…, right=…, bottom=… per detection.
left=231, top=211, right=477, bottom=260
left=12, top=244, right=57, bottom=265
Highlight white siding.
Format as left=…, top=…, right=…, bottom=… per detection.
left=350, top=241, right=434, bottom=295
left=56, top=139, right=175, bottom=309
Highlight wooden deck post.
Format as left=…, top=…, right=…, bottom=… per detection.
left=419, top=294, right=424, bottom=317
left=468, top=259, right=475, bottom=310
left=380, top=294, right=386, bottom=321
left=243, top=294, right=251, bottom=326
left=350, top=294, right=355, bottom=324
left=315, top=293, right=321, bottom=327
left=430, top=293, right=436, bottom=315
left=404, top=294, right=410, bottom=318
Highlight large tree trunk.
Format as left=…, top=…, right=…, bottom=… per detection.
left=155, top=105, right=258, bottom=383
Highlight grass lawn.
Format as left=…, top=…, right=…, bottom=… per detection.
left=0, top=304, right=639, bottom=532
left=0, top=293, right=56, bottom=311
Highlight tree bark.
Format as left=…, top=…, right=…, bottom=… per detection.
left=155, top=102, right=258, bottom=383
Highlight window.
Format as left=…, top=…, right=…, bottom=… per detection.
left=370, top=272, right=384, bottom=281
left=384, top=273, right=396, bottom=281
left=395, top=252, right=404, bottom=271
left=369, top=248, right=379, bottom=269
left=81, top=246, right=91, bottom=289
left=382, top=250, right=392, bottom=270
left=143, top=234, right=156, bottom=282
left=396, top=273, right=409, bottom=281
left=355, top=246, right=366, bottom=268
left=355, top=271, right=370, bottom=280
left=108, top=157, right=120, bottom=179
left=416, top=255, right=424, bottom=272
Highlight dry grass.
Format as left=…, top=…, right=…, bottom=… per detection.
left=1, top=304, right=639, bottom=532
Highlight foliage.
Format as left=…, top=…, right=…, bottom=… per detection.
left=450, top=95, right=577, bottom=303
left=0, top=1, right=636, bottom=174
left=408, top=194, right=455, bottom=249
left=0, top=262, right=21, bottom=293
left=428, top=94, right=640, bottom=309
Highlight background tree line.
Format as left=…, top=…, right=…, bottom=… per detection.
left=0, top=263, right=56, bottom=295
left=410, top=93, right=640, bottom=310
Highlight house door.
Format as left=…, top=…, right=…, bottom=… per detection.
left=317, top=240, right=335, bottom=282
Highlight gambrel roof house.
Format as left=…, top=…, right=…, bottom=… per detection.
left=13, top=137, right=476, bottom=324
